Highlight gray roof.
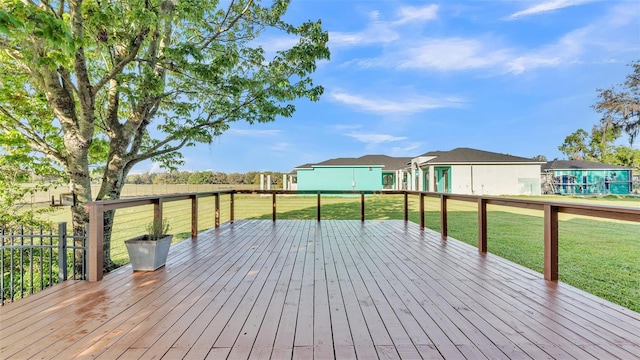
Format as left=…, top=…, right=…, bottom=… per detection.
left=293, top=148, right=541, bottom=173
left=542, top=160, right=631, bottom=171
left=293, top=155, right=412, bottom=172
left=293, top=163, right=314, bottom=169
left=418, top=147, right=540, bottom=164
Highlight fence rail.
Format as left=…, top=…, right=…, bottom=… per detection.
left=85, top=190, right=640, bottom=283
left=20, top=183, right=260, bottom=205
left=1, top=223, right=86, bottom=305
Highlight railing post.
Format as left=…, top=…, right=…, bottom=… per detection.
left=440, top=195, right=448, bottom=240
left=215, top=193, right=220, bottom=228
left=544, top=204, right=559, bottom=281
left=317, top=191, right=321, bottom=222
left=191, top=195, right=198, bottom=238
left=58, top=222, right=67, bottom=282
left=84, top=223, right=90, bottom=279
left=419, top=193, right=425, bottom=230
left=403, top=192, right=408, bottom=222
left=154, top=198, right=163, bottom=224
left=272, top=193, right=277, bottom=222
left=87, top=202, right=104, bottom=282
left=478, top=198, right=487, bottom=253
left=360, top=192, right=365, bottom=222
left=229, top=192, right=234, bottom=224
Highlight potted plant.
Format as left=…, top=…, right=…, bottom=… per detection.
left=124, top=218, right=173, bottom=271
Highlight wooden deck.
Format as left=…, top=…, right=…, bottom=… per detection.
left=1, top=220, right=639, bottom=359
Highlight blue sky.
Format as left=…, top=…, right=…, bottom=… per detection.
left=142, top=0, right=640, bottom=174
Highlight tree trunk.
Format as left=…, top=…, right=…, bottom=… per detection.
left=66, top=151, right=92, bottom=276
left=101, top=209, right=119, bottom=271
left=95, top=144, right=130, bottom=272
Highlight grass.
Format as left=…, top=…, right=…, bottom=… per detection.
left=33, top=193, right=640, bottom=312
left=433, top=209, right=639, bottom=312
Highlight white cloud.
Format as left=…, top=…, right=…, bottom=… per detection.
left=559, top=4, right=640, bottom=54
left=269, top=142, right=290, bottom=151
left=330, top=23, right=398, bottom=47
left=506, top=0, right=596, bottom=20
left=390, top=142, right=424, bottom=156
left=330, top=4, right=439, bottom=48
left=504, top=3, right=640, bottom=72
left=333, top=124, right=362, bottom=131
left=257, top=36, right=299, bottom=54
left=506, top=55, right=564, bottom=74
left=351, top=35, right=574, bottom=75
left=394, top=4, right=439, bottom=25
left=395, top=37, right=511, bottom=71
left=329, top=90, right=465, bottom=114
left=337, top=1, right=637, bottom=75
left=344, top=132, right=407, bottom=145
left=353, top=2, right=638, bottom=75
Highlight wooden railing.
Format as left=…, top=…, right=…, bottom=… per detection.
left=85, top=190, right=640, bottom=282
left=423, top=193, right=640, bottom=281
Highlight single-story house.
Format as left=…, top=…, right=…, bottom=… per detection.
left=541, top=160, right=633, bottom=195
left=291, top=155, right=411, bottom=191
left=409, top=148, right=544, bottom=195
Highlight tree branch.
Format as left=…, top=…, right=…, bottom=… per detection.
left=92, top=30, right=148, bottom=97
left=40, top=0, right=60, bottom=17
left=105, top=78, right=121, bottom=134
left=0, top=106, right=66, bottom=164
left=128, top=137, right=190, bottom=167
left=200, top=0, right=254, bottom=50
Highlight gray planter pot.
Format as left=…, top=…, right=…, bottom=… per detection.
left=124, top=234, right=173, bottom=271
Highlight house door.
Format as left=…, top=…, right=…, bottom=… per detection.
left=423, top=171, right=429, bottom=191
left=442, top=169, right=449, bottom=193
left=435, top=167, right=451, bottom=193
left=382, top=174, right=393, bottom=189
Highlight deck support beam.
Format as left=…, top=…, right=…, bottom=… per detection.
left=317, top=192, right=321, bottom=222
left=191, top=195, right=198, bottom=238
left=403, top=192, right=409, bottom=222
left=360, top=192, right=365, bottom=222
left=229, top=193, right=234, bottom=224
left=440, top=195, right=448, bottom=240
left=419, top=193, right=425, bottom=229
left=272, top=193, right=277, bottom=222
left=544, top=204, right=559, bottom=281
left=478, top=198, right=487, bottom=253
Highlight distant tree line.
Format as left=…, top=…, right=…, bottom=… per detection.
left=126, top=171, right=287, bottom=186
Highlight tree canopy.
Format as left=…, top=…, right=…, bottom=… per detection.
left=559, top=60, right=640, bottom=169
left=593, top=60, right=640, bottom=147
left=558, top=126, right=621, bottom=162
left=0, top=0, right=329, bottom=235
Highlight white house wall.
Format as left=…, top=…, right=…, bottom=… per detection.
left=450, top=164, right=541, bottom=195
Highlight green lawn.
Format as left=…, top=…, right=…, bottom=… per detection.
left=35, top=194, right=640, bottom=312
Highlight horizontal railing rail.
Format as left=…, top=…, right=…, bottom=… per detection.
left=85, top=190, right=640, bottom=283
left=1, top=222, right=86, bottom=305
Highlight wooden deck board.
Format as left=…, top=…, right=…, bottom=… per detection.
left=1, top=219, right=639, bottom=360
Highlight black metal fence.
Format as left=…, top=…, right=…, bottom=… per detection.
left=1, top=222, right=87, bottom=305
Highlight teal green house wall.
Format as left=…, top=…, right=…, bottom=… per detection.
left=551, top=169, right=632, bottom=195
left=296, top=166, right=384, bottom=191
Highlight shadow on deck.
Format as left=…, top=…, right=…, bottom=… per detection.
left=1, top=220, right=639, bottom=359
